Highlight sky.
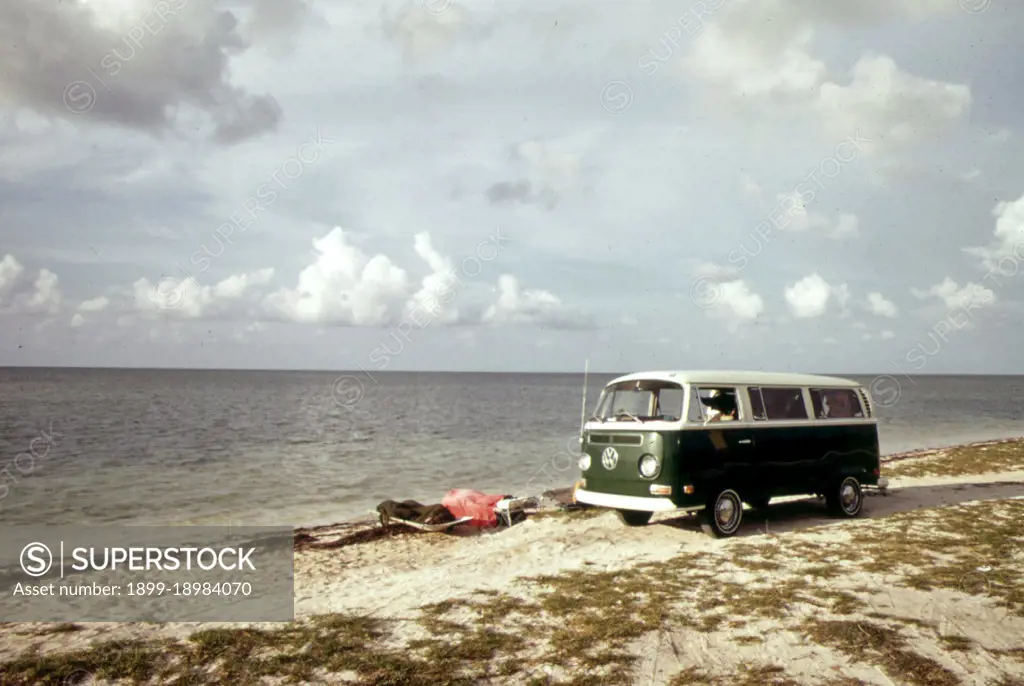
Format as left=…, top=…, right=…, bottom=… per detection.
left=1, top=0, right=1023, bottom=374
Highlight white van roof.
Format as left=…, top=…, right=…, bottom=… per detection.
left=606, top=370, right=863, bottom=389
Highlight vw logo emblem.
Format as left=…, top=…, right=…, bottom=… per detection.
left=601, top=447, right=619, bottom=470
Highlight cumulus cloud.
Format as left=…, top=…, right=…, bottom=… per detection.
left=911, top=277, right=996, bottom=314
left=257, top=228, right=582, bottom=329
left=133, top=268, right=275, bottom=320
left=0, top=255, right=63, bottom=315
left=816, top=54, right=970, bottom=148
left=0, top=0, right=302, bottom=143
left=264, top=228, right=410, bottom=326
left=702, top=280, right=765, bottom=327
left=866, top=292, right=898, bottom=318
left=482, top=275, right=591, bottom=329
left=784, top=273, right=849, bottom=318
left=405, top=232, right=462, bottom=326
left=719, top=280, right=765, bottom=320
left=683, top=0, right=970, bottom=150
left=963, top=193, right=1024, bottom=270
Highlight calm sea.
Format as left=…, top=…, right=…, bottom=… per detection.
left=0, top=369, right=1021, bottom=527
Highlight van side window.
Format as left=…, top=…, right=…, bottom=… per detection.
left=748, top=387, right=808, bottom=420
left=810, top=388, right=864, bottom=419
left=748, top=387, right=767, bottom=420
left=656, top=387, right=684, bottom=420
left=689, top=386, right=739, bottom=423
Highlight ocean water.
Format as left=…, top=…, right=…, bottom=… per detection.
left=0, top=369, right=1021, bottom=528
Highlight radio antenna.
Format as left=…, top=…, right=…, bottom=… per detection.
left=578, top=358, right=590, bottom=448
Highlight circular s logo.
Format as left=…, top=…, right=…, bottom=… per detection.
left=20, top=542, right=53, bottom=577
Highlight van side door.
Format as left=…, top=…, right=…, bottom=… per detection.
left=688, top=385, right=758, bottom=493
left=747, top=386, right=814, bottom=496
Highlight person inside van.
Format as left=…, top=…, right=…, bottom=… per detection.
left=703, top=389, right=737, bottom=424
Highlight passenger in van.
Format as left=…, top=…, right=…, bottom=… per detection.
left=703, top=390, right=737, bottom=424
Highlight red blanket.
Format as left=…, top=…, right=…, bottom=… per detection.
left=441, top=489, right=506, bottom=527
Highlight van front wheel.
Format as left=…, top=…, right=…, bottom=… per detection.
left=703, top=489, right=744, bottom=537
left=826, top=477, right=863, bottom=517
left=616, top=509, right=653, bottom=527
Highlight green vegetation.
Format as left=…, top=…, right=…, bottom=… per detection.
left=3, top=441, right=1022, bottom=684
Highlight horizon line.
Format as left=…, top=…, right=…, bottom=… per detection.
left=0, top=365, right=1020, bottom=377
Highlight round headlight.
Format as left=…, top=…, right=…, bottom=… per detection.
left=578, top=453, right=592, bottom=471
left=638, top=454, right=660, bottom=479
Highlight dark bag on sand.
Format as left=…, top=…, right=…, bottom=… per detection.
left=376, top=499, right=455, bottom=526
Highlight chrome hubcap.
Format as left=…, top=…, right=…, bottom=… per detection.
left=841, top=483, right=858, bottom=509
left=716, top=498, right=736, bottom=526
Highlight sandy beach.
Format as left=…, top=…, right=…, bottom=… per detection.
left=2, top=437, right=1023, bottom=685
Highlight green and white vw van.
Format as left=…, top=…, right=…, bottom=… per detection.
left=574, top=371, right=886, bottom=537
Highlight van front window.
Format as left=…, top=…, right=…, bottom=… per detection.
left=594, top=381, right=684, bottom=422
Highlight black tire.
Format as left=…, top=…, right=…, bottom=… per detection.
left=745, top=496, right=771, bottom=511
left=616, top=509, right=653, bottom=527
left=703, top=489, right=744, bottom=538
left=826, top=476, right=863, bottom=517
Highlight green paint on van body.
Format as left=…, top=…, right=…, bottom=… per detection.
left=580, top=423, right=880, bottom=509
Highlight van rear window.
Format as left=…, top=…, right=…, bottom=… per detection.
left=748, top=387, right=808, bottom=420
left=810, top=388, right=865, bottom=419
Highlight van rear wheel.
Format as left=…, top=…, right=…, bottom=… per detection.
left=703, top=489, right=744, bottom=537
left=826, top=477, right=863, bottom=517
left=616, top=509, right=653, bottom=527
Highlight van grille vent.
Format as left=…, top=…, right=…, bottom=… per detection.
left=589, top=434, right=644, bottom=446
left=857, top=389, right=873, bottom=417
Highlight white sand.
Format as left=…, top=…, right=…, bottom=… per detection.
left=3, top=467, right=1023, bottom=684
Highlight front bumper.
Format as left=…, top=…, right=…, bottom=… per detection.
left=574, top=488, right=694, bottom=513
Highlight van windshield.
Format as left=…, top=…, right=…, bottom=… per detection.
left=594, top=381, right=684, bottom=422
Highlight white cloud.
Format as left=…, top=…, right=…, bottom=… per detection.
left=0, top=255, right=62, bottom=315
left=133, top=268, right=275, bottom=320
left=482, top=275, right=588, bottom=329
left=70, top=313, right=85, bottom=328
left=880, top=330, right=895, bottom=340
left=704, top=280, right=765, bottom=324
left=0, top=255, right=26, bottom=300
left=963, top=193, right=1024, bottom=270
left=784, top=273, right=849, bottom=318
left=78, top=296, right=111, bottom=313
left=405, top=232, right=461, bottom=326
left=264, top=228, right=410, bottom=326
left=866, top=292, right=898, bottom=318
left=816, top=54, right=970, bottom=148
left=685, top=20, right=826, bottom=99
left=684, top=3, right=970, bottom=152
left=911, top=278, right=997, bottom=327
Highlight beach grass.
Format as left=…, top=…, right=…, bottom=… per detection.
left=883, top=437, right=1024, bottom=479
left=2, top=439, right=1023, bottom=685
